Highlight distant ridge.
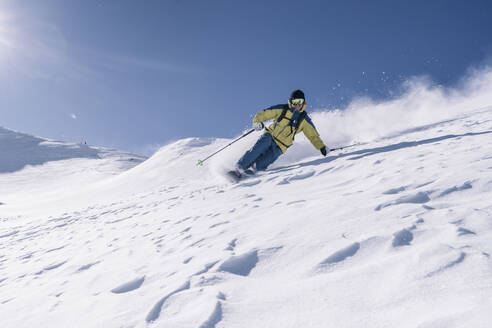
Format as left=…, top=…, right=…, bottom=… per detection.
left=0, top=126, right=145, bottom=173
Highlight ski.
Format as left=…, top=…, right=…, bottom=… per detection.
left=225, top=170, right=242, bottom=183
left=225, top=169, right=256, bottom=183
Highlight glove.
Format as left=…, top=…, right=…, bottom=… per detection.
left=320, top=146, right=328, bottom=156
left=253, top=122, right=264, bottom=131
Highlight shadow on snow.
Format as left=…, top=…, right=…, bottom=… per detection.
left=271, top=130, right=492, bottom=173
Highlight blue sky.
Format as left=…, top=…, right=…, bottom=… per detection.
left=1, top=0, right=492, bottom=155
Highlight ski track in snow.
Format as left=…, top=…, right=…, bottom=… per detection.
left=145, top=280, right=191, bottom=323
left=1, top=107, right=492, bottom=327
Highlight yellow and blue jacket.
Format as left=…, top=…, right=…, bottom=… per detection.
left=253, top=103, right=325, bottom=153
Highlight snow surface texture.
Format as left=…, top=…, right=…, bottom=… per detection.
left=1, top=69, right=492, bottom=327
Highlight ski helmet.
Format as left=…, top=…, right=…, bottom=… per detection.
left=290, top=89, right=305, bottom=100
left=288, top=89, right=306, bottom=110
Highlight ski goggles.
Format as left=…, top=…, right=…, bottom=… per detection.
left=290, top=98, right=305, bottom=105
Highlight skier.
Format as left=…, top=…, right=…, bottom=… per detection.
left=229, top=89, right=328, bottom=180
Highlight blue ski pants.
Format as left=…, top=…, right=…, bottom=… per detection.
left=237, top=133, right=283, bottom=171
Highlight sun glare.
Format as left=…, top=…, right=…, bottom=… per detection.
left=0, top=11, right=13, bottom=49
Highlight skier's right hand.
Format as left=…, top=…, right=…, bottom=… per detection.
left=253, top=122, right=264, bottom=131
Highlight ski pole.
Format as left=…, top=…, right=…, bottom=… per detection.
left=197, top=129, right=256, bottom=166
left=329, top=143, right=360, bottom=152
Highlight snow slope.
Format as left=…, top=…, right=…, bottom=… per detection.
left=1, top=70, right=492, bottom=327
left=0, top=126, right=146, bottom=211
